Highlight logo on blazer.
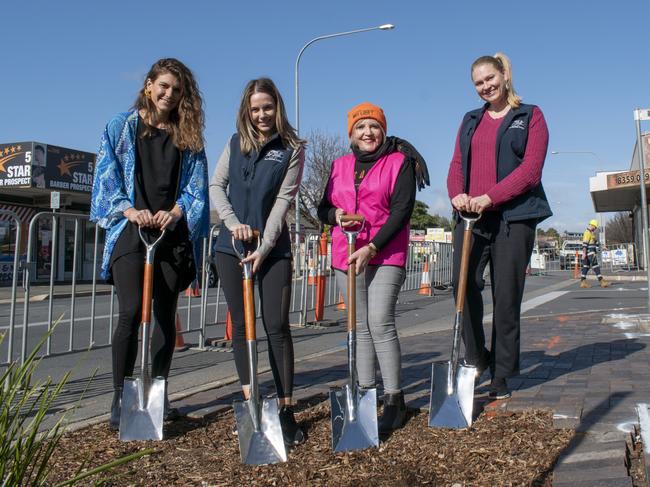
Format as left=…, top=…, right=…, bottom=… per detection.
left=265, top=150, right=285, bottom=163
left=508, top=120, right=526, bottom=130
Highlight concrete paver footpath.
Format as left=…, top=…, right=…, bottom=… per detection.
left=173, top=275, right=650, bottom=486
left=7, top=272, right=650, bottom=484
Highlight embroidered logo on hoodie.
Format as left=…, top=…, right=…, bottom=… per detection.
left=508, top=120, right=526, bottom=130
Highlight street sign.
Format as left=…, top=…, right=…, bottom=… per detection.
left=50, top=191, right=60, bottom=210
left=635, top=109, right=650, bottom=121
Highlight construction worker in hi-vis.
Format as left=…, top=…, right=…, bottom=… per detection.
left=579, top=219, right=611, bottom=288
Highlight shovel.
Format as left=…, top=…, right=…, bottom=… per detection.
left=231, top=231, right=287, bottom=465
left=119, top=227, right=166, bottom=441
left=428, top=212, right=481, bottom=429
left=330, top=214, right=379, bottom=453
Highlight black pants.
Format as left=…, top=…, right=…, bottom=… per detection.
left=215, top=252, right=294, bottom=398
left=452, top=213, right=536, bottom=379
left=111, top=250, right=184, bottom=389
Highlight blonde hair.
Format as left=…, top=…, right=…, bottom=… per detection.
left=471, top=52, right=522, bottom=109
left=134, top=58, right=205, bottom=152
left=236, top=78, right=304, bottom=155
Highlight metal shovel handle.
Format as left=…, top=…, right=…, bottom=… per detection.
left=138, top=227, right=166, bottom=326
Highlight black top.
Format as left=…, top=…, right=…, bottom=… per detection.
left=317, top=157, right=416, bottom=251
left=110, top=116, right=189, bottom=266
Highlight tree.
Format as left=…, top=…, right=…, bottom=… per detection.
left=291, top=130, right=348, bottom=229
left=606, top=212, right=633, bottom=244
left=410, top=200, right=451, bottom=230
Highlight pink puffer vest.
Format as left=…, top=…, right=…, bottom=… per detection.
left=327, top=152, right=409, bottom=270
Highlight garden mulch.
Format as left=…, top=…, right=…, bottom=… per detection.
left=47, top=395, right=573, bottom=487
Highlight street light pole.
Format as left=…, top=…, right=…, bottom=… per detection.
left=634, top=108, right=650, bottom=309
left=293, top=24, right=395, bottom=258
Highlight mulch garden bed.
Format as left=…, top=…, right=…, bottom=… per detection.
left=47, top=396, right=573, bottom=486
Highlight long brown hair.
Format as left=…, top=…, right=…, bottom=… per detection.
left=236, top=78, right=303, bottom=154
left=134, top=58, right=205, bottom=152
left=471, top=52, right=522, bottom=109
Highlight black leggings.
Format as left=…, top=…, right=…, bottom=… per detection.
left=111, top=250, right=183, bottom=389
left=215, top=252, right=294, bottom=398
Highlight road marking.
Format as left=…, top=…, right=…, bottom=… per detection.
left=483, top=291, right=569, bottom=323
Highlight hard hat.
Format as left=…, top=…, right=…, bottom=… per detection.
left=589, top=219, right=598, bottom=228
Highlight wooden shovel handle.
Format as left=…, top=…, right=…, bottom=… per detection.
left=455, top=227, right=473, bottom=313
left=141, top=262, right=154, bottom=324
left=339, top=214, right=364, bottom=223
left=243, top=277, right=256, bottom=340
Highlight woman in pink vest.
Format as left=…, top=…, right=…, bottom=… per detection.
left=318, top=102, right=429, bottom=433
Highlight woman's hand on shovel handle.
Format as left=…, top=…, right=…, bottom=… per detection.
left=335, top=209, right=357, bottom=228
left=232, top=224, right=254, bottom=241
left=241, top=250, right=264, bottom=274
left=451, top=193, right=471, bottom=212
left=348, top=245, right=376, bottom=275
left=468, top=194, right=492, bottom=214
left=124, top=207, right=155, bottom=228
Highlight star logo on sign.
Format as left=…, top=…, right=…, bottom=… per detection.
left=57, top=155, right=83, bottom=177
left=0, top=146, right=25, bottom=173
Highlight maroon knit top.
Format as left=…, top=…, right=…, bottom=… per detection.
left=446, top=106, right=549, bottom=208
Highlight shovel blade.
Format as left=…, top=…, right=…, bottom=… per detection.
left=428, top=361, right=475, bottom=429
left=234, top=397, right=287, bottom=465
left=330, top=384, right=379, bottom=453
left=119, top=377, right=165, bottom=441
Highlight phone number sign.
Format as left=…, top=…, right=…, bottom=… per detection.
left=607, top=170, right=650, bottom=189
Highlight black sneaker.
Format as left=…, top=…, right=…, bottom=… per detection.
left=279, top=406, right=305, bottom=446
left=488, top=377, right=511, bottom=400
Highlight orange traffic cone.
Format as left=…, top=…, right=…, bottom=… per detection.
left=174, top=313, right=189, bottom=352
left=224, top=310, right=233, bottom=341
left=573, top=251, right=580, bottom=279
left=185, top=280, right=201, bottom=297
left=418, top=259, right=432, bottom=296
left=307, top=259, right=317, bottom=285
left=336, top=292, right=346, bottom=310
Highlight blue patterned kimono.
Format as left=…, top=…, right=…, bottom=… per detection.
left=90, top=110, right=209, bottom=281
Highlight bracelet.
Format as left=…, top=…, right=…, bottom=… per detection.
left=368, top=243, right=378, bottom=256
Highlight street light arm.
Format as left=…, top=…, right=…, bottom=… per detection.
left=551, top=150, right=605, bottom=165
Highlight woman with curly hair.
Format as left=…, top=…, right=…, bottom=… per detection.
left=91, top=58, right=209, bottom=430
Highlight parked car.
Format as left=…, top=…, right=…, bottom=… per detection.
left=559, top=240, right=583, bottom=269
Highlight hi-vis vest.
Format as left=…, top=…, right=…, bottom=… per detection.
left=582, top=229, right=599, bottom=256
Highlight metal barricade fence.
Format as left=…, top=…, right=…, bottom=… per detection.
left=4, top=214, right=455, bottom=365
left=0, top=210, right=21, bottom=367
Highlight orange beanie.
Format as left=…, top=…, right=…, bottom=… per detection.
left=347, top=102, right=387, bottom=137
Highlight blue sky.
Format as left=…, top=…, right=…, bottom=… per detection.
left=2, top=0, right=649, bottom=232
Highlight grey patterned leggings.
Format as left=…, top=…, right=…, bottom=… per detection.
left=335, top=265, right=406, bottom=394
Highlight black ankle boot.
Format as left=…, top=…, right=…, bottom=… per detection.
left=279, top=406, right=305, bottom=446
left=109, top=387, right=122, bottom=430
left=378, top=391, right=407, bottom=433
left=164, top=381, right=179, bottom=421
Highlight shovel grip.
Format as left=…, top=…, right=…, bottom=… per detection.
left=141, top=262, right=154, bottom=324
left=455, top=226, right=473, bottom=313
left=340, top=214, right=364, bottom=223
left=243, top=278, right=256, bottom=340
